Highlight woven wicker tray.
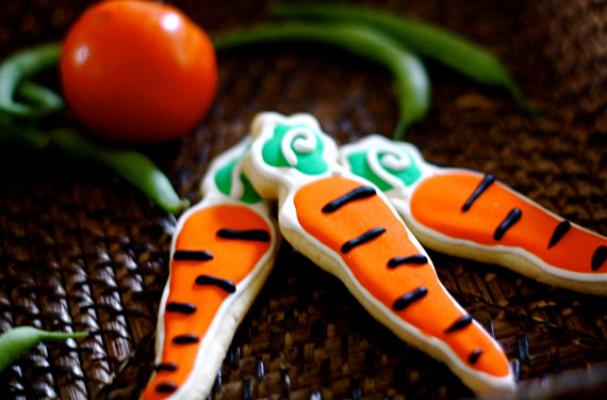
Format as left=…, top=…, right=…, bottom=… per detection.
left=1, top=0, right=607, bottom=399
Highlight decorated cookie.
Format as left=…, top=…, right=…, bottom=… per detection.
left=243, top=112, right=514, bottom=395
left=340, top=135, right=607, bottom=296
left=141, top=139, right=279, bottom=400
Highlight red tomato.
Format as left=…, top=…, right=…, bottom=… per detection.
left=60, top=0, right=217, bottom=143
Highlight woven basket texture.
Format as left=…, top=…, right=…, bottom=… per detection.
left=1, top=0, right=607, bottom=399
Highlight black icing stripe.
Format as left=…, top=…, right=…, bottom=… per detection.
left=548, top=220, right=571, bottom=249
left=156, top=382, right=177, bottom=393
left=444, top=315, right=474, bottom=333
left=387, top=254, right=428, bottom=268
left=462, top=174, right=495, bottom=212
left=322, top=185, right=376, bottom=213
left=195, top=274, right=237, bottom=293
left=493, top=208, right=522, bottom=241
left=173, top=250, right=214, bottom=261
left=341, top=227, right=386, bottom=254
left=592, top=246, right=607, bottom=272
left=166, top=302, right=197, bottom=315
left=172, top=334, right=199, bottom=345
left=155, top=363, right=178, bottom=372
left=217, top=229, right=270, bottom=242
left=392, top=287, right=428, bottom=311
left=468, top=349, right=483, bottom=365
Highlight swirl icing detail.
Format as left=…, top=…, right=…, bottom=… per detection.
left=281, top=126, right=317, bottom=166
left=261, top=123, right=328, bottom=175
left=347, top=146, right=421, bottom=191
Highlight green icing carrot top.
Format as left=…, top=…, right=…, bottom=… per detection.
left=214, top=152, right=262, bottom=204
left=261, top=122, right=328, bottom=175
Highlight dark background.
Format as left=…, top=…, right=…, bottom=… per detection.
left=1, top=0, right=607, bottom=399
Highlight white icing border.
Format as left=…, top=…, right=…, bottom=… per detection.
left=340, top=134, right=438, bottom=200
left=340, top=135, right=607, bottom=295
left=245, top=111, right=341, bottom=199
left=201, top=137, right=251, bottom=202
left=144, top=140, right=279, bottom=400
left=245, top=114, right=514, bottom=395
left=395, top=173, right=607, bottom=294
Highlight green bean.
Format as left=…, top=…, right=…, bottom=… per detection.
left=271, top=2, right=535, bottom=115
left=215, top=23, right=430, bottom=138
left=17, top=80, right=64, bottom=111
left=49, top=129, right=190, bottom=213
left=0, top=42, right=64, bottom=118
left=0, top=118, right=189, bottom=214
left=0, top=326, right=87, bottom=373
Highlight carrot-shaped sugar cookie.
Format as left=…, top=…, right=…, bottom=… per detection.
left=141, top=139, right=279, bottom=400
left=340, top=135, right=607, bottom=296
left=244, top=112, right=514, bottom=395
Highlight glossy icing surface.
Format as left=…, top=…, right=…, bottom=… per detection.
left=261, top=122, right=328, bottom=175
left=214, top=151, right=261, bottom=204
left=346, top=146, right=421, bottom=190
left=142, top=204, right=271, bottom=400
left=410, top=172, right=607, bottom=273
left=294, top=176, right=510, bottom=377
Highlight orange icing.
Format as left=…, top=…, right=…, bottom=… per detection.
left=142, top=204, right=271, bottom=400
left=294, top=177, right=510, bottom=377
left=410, top=172, right=607, bottom=274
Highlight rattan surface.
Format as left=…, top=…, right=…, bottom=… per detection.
left=1, top=0, right=607, bottom=399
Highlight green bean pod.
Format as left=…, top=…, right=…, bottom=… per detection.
left=0, top=42, right=64, bottom=118
left=0, top=118, right=189, bottom=214
left=0, top=326, right=87, bottom=373
left=214, top=23, right=430, bottom=138
left=17, top=80, right=65, bottom=111
left=49, top=129, right=190, bottom=214
left=271, top=2, right=534, bottom=115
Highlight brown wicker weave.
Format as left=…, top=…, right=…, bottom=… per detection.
left=1, top=0, right=607, bottom=399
